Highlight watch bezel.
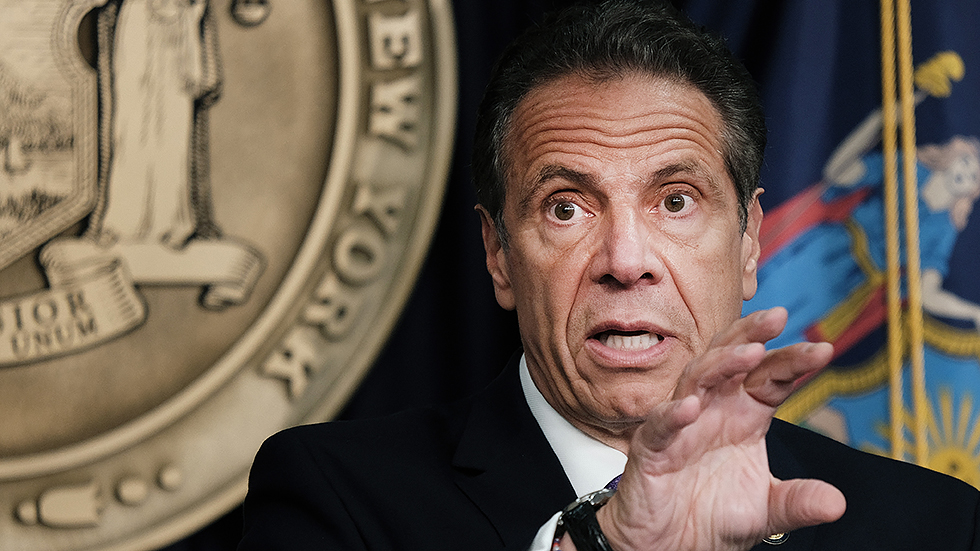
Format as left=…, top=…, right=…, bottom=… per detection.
left=554, top=487, right=617, bottom=551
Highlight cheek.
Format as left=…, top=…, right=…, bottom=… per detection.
left=511, top=262, right=590, bottom=371
left=516, top=223, right=595, bottom=279
left=672, top=235, right=745, bottom=315
left=509, top=244, right=587, bottom=325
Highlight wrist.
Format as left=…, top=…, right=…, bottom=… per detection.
left=554, top=533, right=577, bottom=551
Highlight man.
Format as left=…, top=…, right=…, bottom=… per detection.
left=238, top=2, right=980, bottom=550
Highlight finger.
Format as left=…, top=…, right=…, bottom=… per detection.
left=673, top=342, right=766, bottom=399
left=672, top=308, right=785, bottom=400
left=633, top=395, right=701, bottom=453
left=708, top=307, right=788, bottom=349
left=744, top=341, right=834, bottom=407
left=767, top=478, right=846, bottom=534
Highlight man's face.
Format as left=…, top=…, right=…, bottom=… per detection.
left=479, top=73, right=763, bottom=444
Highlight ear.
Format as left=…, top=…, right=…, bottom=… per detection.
left=741, top=189, right=764, bottom=301
left=476, top=205, right=516, bottom=310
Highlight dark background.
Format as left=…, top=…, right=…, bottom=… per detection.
left=163, top=0, right=980, bottom=548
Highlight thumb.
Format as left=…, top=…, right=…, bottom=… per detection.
left=767, top=478, right=846, bottom=534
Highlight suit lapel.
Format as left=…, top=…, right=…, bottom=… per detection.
left=751, top=419, right=818, bottom=551
left=452, top=354, right=576, bottom=549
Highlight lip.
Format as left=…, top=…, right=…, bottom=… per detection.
left=584, top=321, right=673, bottom=368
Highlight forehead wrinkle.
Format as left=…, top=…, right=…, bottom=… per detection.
left=516, top=91, right=711, bottom=140
left=514, top=72, right=725, bottom=138
left=523, top=112, right=715, bottom=145
left=519, top=123, right=726, bottom=179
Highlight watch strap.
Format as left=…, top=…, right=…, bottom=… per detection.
left=554, top=487, right=616, bottom=551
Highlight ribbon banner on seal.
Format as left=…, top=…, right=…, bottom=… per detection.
left=0, top=238, right=262, bottom=366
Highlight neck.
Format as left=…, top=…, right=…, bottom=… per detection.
left=525, top=366, right=639, bottom=455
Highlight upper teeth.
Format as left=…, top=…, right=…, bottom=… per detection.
left=599, top=332, right=663, bottom=350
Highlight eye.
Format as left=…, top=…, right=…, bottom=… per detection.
left=663, top=192, right=690, bottom=213
left=553, top=201, right=579, bottom=221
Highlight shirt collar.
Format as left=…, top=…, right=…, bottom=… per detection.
left=519, top=355, right=627, bottom=496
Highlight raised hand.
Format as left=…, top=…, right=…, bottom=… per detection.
left=593, top=307, right=846, bottom=551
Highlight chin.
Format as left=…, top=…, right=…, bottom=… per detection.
left=599, top=390, right=671, bottom=425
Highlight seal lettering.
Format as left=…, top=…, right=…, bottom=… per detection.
left=370, top=75, right=423, bottom=149
left=368, top=10, right=423, bottom=69
left=303, top=273, right=362, bottom=341
left=261, top=327, right=320, bottom=400
left=352, top=183, right=407, bottom=237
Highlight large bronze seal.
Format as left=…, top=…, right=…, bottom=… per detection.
left=0, top=0, right=455, bottom=548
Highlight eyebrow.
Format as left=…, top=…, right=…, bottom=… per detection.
left=654, top=160, right=728, bottom=202
left=654, top=160, right=715, bottom=185
left=516, top=165, right=598, bottom=215
left=537, top=165, right=599, bottom=189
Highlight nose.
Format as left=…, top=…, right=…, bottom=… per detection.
left=591, top=207, right=664, bottom=288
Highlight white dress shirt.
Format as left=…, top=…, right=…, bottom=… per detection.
left=519, top=356, right=627, bottom=551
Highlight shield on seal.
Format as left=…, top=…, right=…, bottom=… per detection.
left=0, top=0, right=99, bottom=272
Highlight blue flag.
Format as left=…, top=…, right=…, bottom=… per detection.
left=683, top=0, right=980, bottom=486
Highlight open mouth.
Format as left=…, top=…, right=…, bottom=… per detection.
left=595, top=330, right=665, bottom=351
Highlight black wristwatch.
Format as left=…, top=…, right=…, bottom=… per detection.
left=554, top=487, right=616, bottom=551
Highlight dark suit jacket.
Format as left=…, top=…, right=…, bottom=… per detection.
left=238, top=356, right=980, bottom=550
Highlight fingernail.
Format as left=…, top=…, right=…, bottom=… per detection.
left=810, top=341, right=833, bottom=354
